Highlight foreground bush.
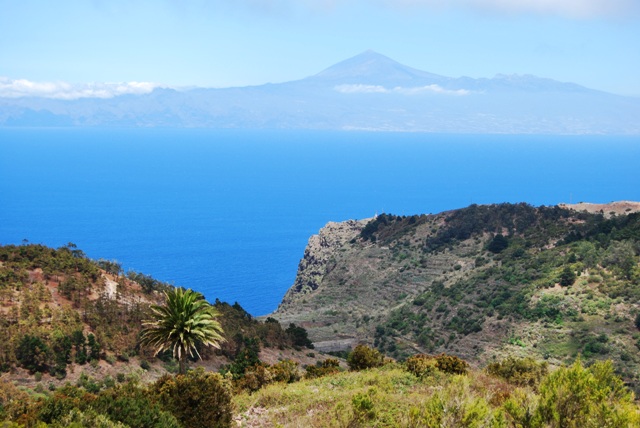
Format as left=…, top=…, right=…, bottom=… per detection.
left=405, top=354, right=438, bottom=377
left=151, top=368, right=233, bottom=428
left=535, top=359, right=639, bottom=428
left=347, top=344, right=384, bottom=371
left=232, top=359, right=303, bottom=392
left=486, top=357, right=548, bottom=388
left=404, top=353, right=469, bottom=377
left=408, top=375, right=503, bottom=427
left=434, top=353, right=469, bottom=375
left=93, top=381, right=180, bottom=428
left=306, top=358, right=341, bottom=379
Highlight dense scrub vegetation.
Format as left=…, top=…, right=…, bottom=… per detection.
left=3, top=342, right=639, bottom=427
left=0, top=243, right=310, bottom=382
left=360, top=205, right=640, bottom=392
left=234, top=349, right=640, bottom=427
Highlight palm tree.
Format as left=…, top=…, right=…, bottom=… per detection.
left=141, top=287, right=225, bottom=374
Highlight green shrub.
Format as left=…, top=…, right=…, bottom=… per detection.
left=404, top=354, right=438, bottom=378
left=351, top=388, right=377, bottom=422
left=285, top=323, right=314, bottom=349
left=487, top=234, right=509, bottom=254
left=347, top=345, right=384, bottom=371
left=408, top=376, right=496, bottom=427
left=236, top=363, right=273, bottom=392
left=51, top=408, right=128, bottom=427
left=434, top=353, right=469, bottom=375
left=305, top=358, right=340, bottom=379
left=535, top=359, right=640, bottom=427
left=486, top=357, right=548, bottom=388
left=140, top=359, right=151, bottom=371
left=270, top=359, right=301, bottom=384
left=93, top=381, right=180, bottom=428
left=37, top=384, right=96, bottom=424
left=151, top=368, right=233, bottom=428
left=559, top=266, right=576, bottom=287
left=16, top=335, right=49, bottom=373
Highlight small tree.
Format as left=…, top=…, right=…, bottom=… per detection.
left=16, top=335, right=49, bottom=373
left=487, top=234, right=509, bottom=254
left=286, top=323, right=314, bottom=349
left=559, top=266, right=576, bottom=287
left=140, top=288, right=225, bottom=374
left=347, top=345, right=384, bottom=371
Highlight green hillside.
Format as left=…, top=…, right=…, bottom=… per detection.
left=273, top=203, right=640, bottom=392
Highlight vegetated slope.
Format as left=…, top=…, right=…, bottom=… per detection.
left=234, top=357, right=640, bottom=428
left=0, top=244, right=308, bottom=387
left=272, top=202, right=640, bottom=391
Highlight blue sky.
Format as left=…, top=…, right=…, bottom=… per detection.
left=1, top=0, right=639, bottom=98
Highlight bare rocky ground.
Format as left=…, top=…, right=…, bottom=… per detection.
left=560, top=200, right=640, bottom=217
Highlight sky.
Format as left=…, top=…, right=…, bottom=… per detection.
left=1, top=0, right=639, bottom=98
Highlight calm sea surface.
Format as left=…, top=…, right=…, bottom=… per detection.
left=1, top=128, right=638, bottom=315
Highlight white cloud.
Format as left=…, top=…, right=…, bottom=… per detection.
left=334, top=84, right=388, bottom=94
left=0, top=77, right=160, bottom=99
left=335, top=83, right=470, bottom=96
left=377, top=0, right=638, bottom=19
left=396, top=85, right=470, bottom=96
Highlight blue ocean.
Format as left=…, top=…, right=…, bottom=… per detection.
left=1, top=128, right=638, bottom=315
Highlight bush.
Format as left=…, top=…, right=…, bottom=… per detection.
left=0, top=377, right=32, bottom=423
left=36, top=384, right=96, bottom=424
left=487, top=234, right=509, bottom=254
left=236, top=363, right=273, bottom=392
left=486, top=357, right=548, bottom=388
left=347, top=345, right=384, bottom=371
left=93, top=381, right=180, bottom=428
left=53, top=408, right=128, bottom=427
left=535, top=359, right=640, bottom=427
left=405, top=354, right=438, bottom=378
left=270, top=359, right=301, bottom=384
left=305, top=358, right=341, bottom=379
left=408, top=376, right=497, bottom=426
left=351, top=388, right=377, bottom=422
left=285, top=323, right=314, bottom=349
left=16, top=335, right=50, bottom=373
left=151, top=368, right=233, bottom=428
left=559, top=266, right=576, bottom=287
left=434, top=353, right=468, bottom=375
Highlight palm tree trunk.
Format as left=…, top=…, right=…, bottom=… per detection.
left=179, top=354, right=186, bottom=375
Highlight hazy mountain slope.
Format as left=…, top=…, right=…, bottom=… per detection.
left=272, top=202, right=640, bottom=389
left=1, top=51, right=639, bottom=133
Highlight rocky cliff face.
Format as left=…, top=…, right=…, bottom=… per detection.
left=272, top=212, right=483, bottom=353
left=280, top=219, right=369, bottom=304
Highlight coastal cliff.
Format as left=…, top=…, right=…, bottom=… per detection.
left=272, top=202, right=640, bottom=384
left=280, top=219, right=369, bottom=303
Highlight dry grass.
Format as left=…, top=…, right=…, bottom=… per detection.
left=233, top=364, right=525, bottom=428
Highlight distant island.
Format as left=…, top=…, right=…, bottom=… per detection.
left=1, top=51, right=639, bottom=134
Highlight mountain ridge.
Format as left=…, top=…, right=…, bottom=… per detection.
left=1, top=51, right=638, bottom=133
